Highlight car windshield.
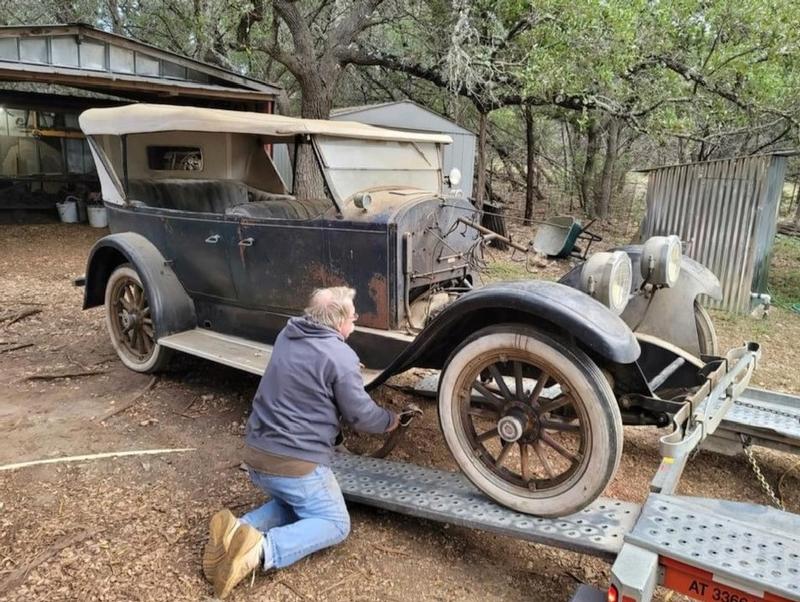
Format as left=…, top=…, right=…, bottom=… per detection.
left=314, top=135, right=441, bottom=201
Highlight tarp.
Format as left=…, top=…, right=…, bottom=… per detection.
left=79, top=103, right=453, bottom=144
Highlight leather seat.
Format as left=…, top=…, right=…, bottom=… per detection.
left=128, top=179, right=248, bottom=213
left=127, top=178, right=331, bottom=219
left=226, top=197, right=330, bottom=220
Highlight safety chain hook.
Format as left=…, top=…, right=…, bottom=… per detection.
left=739, top=434, right=785, bottom=511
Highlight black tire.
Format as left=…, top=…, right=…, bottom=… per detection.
left=438, top=324, right=622, bottom=517
left=694, top=301, right=719, bottom=356
left=104, top=264, right=172, bottom=373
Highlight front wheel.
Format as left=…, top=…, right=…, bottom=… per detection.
left=104, top=264, right=172, bottom=373
left=438, top=324, right=622, bottom=517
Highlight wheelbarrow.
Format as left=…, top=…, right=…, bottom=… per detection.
left=532, top=216, right=602, bottom=260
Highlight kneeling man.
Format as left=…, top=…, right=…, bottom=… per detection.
left=204, top=287, right=398, bottom=598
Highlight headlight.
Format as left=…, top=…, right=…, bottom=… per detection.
left=580, top=251, right=633, bottom=315
left=353, top=192, right=372, bottom=210
left=448, top=167, right=462, bottom=187
left=641, top=235, right=682, bottom=287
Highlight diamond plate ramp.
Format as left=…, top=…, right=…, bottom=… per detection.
left=330, top=454, right=640, bottom=559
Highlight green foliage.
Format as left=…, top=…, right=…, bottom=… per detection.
left=770, top=234, right=800, bottom=308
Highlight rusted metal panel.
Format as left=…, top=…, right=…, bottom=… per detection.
left=640, top=154, right=788, bottom=313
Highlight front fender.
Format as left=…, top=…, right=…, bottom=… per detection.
left=559, top=245, right=722, bottom=357
left=368, top=280, right=640, bottom=389
left=559, top=245, right=722, bottom=300
left=83, top=232, right=196, bottom=339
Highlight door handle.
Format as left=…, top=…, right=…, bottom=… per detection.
left=205, top=234, right=221, bottom=244
left=238, top=237, right=255, bottom=247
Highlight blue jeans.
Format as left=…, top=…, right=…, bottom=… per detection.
left=239, top=465, right=350, bottom=570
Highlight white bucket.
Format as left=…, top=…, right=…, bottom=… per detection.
left=87, top=205, right=108, bottom=228
left=56, top=199, right=78, bottom=223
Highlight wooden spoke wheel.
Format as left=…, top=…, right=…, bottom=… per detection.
left=439, top=324, right=622, bottom=517
left=104, top=264, right=171, bottom=373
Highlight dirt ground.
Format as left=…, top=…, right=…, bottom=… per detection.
left=1, top=224, right=799, bottom=602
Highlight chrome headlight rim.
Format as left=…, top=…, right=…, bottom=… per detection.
left=641, top=235, right=682, bottom=288
left=579, top=250, right=633, bottom=315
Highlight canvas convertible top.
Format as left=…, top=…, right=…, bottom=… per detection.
left=79, top=103, right=453, bottom=144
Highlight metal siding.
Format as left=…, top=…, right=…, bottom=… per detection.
left=333, top=100, right=473, bottom=135
left=641, top=155, right=784, bottom=313
left=330, top=103, right=476, bottom=197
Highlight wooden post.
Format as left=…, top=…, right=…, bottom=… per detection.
left=474, top=111, right=488, bottom=209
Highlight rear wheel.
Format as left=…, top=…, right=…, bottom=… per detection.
left=694, top=300, right=719, bottom=356
left=104, top=264, right=172, bottom=372
left=438, top=324, right=622, bottom=517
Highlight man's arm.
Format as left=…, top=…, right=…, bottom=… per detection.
left=333, top=362, right=396, bottom=434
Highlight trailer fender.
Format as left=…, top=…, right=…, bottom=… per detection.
left=368, top=280, right=639, bottom=389
left=82, top=232, right=196, bottom=339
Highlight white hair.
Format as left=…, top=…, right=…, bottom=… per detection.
left=305, top=287, right=356, bottom=330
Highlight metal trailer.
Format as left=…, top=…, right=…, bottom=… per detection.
left=330, top=351, right=800, bottom=602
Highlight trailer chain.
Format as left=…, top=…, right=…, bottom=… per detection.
left=739, top=433, right=785, bottom=511
left=734, top=399, right=800, bottom=422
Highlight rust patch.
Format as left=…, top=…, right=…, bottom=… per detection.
left=359, top=273, right=389, bottom=329
left=305, top=262, right=347, bottom=288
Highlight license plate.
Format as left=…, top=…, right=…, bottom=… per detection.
left=661, top=557, right=784, bottom=602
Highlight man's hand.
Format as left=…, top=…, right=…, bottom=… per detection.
left=386, top=412, right=401, bottom=432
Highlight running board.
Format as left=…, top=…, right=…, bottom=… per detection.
left=158, top=328, right=382, bottom=385
left=329, top=453, right=640, bottom=560
left=406, top=373, right=800, bottom=456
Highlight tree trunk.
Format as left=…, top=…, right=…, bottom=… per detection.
left=474, top=111, right=488, bottom=208
left=580, top=119, right=600, bottom=216
left=107, top=0, right=124, bottom=33
left=524, top=105, right=536, bottom=221
left=293, top=69, right=337, bottom=201
left=594, top=119, right=620, bottom=219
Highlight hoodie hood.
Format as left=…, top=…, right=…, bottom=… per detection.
left=283, top=316, right=343, bottom=340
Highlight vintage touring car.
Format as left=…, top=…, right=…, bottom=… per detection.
left=77, top=104, right=756, bottom=517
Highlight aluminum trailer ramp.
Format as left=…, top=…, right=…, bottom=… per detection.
left=613, top=494, right=800, bottom=602
left=329, top=454, right=800, bottom=602
left=705, top=387, right=800, bottom=456
left=330, top=453, right=639, bottom=559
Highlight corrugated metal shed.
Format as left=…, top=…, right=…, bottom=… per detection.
left=274, top=100, right=475, bottom=194
left=639, top=153, right=793, bottom=313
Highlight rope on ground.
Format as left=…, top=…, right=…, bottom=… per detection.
left=0, top=447, right=196, bottom=472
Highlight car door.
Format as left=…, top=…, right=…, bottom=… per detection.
left=161, top=211, right=240, bottom=302
left=230, top=217, right=327, bottom=313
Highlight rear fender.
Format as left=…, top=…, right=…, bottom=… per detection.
left=83, top=232, right=196, bottom=339
left=368, top=280, right=640, bottom=389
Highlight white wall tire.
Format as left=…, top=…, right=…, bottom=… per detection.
left=104, top=264, right=172, bottom=373
left=694, top=301, right=719, bottom=356
left=438, top=324, right=622, bottom=517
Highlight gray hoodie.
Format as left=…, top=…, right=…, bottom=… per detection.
left=245, top=316, right=395, bottom=466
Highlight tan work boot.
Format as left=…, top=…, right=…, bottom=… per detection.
left=214, top=524, right=264, bottom=599
left=202, top=509, right=239, bottom=582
